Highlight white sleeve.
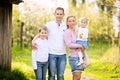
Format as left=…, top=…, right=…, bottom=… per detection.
left=45, top=22, right=49, bottom=29
left=31, top=50, right=37, bottom=69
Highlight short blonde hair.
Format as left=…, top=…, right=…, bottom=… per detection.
left=79, top=17, right=89, bottom=23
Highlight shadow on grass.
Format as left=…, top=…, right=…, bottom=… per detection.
left=0, top=69, right=29, bottom=80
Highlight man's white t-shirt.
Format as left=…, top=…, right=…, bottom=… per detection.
left=46, top=21, right=67, bottom=55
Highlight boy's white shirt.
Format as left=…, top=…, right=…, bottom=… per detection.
left=32, top=38, right=49, bottom=69
left=32, top=50, right=37, bottom=69
left=77, top=27, right=88, bottom=41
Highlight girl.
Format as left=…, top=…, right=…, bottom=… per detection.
left=76, top=17, right=90, bottom=67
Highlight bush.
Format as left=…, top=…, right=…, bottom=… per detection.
left=0, top=69, right=29, bottom=80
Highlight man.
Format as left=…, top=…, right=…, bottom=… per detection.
left=46, top=7, right=67, bottom=80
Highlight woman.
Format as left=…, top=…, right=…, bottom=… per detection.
left=64, top=16, right=84, bottom=80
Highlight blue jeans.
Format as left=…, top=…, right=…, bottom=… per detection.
left=48, top=54, right=66, bottom=80
left=36, top=61, right=48, bottom=80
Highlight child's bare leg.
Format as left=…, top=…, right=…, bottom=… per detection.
left=77, top=51, right=84, bottom=66
left=84, top=52, right=90, bottom=68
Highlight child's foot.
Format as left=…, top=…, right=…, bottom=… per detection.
left=77, top=62, right=83, bottom=66
left=85, top=62, right=90, bottom=68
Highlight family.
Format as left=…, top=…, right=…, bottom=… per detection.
left=31, top=7, right=90, bottom=80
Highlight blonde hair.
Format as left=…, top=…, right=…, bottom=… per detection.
left=79, top=17, right=90, bottom=27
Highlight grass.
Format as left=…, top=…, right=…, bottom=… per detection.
left=0, top=68, right=29, bottom=80
left=11, top=45, right=35, bottom=80
left=82, top=42, right=120, bottom=80
left=0, top=42, right=120, bottom=80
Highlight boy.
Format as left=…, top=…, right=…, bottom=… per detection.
left=32, top=26, right=48, bottom=80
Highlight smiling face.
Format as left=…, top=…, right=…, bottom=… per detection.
left=80, top=18, right=89, bottom=28
left=66, top=16, right=77, bottom=29
left=54, top=8, right=64, bottom=23
left=39, top=27, right=48, bottom=39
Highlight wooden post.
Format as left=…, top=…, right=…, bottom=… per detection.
left=0, top=4, right=12, bottom=70
left=0, top=0, right=23, bottom=70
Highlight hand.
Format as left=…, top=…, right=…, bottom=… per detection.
left=32, top=43, right=38, bottom=49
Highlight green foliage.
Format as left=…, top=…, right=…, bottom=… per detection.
left=83, top=42, right=120, bottom=80
left=12, top=3, right=54, bottom=48
left=70, top=0, right=77, bottom=7
left=12, top=44, right=35, bottom=80
left=102, top=46, right=119, bottom=64
left=97, top=0, right=116, bottom=16
left=12, top=5, right=21, bottom=44
left=85, top=62, right=120, bottom=80
left=0, top=69, right=28, bottom=80
left=88, top=14, right=114, bottom=43
left=12, top=43, right=32, bottom=66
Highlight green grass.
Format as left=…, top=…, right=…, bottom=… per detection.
left=0, top=42, right=120, bottom=80
left=82, top=42, right=120, bottom=80
left=0, top=69, right=28, bottom=80
left=11, top=45, right=35, bottom=80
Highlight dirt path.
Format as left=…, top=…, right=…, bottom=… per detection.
left=65, top=70, right=96, bottom=80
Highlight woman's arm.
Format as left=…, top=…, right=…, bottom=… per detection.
left=64, top=31, right=82, bottom=48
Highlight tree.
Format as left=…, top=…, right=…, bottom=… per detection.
left=70, top=0, right=86, bottom=7
left=14, top=1, right=51, bottom=48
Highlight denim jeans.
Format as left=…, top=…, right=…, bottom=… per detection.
left=48, top=54, right=66, bottom=80
left=36, top=61, right=48, bottom=80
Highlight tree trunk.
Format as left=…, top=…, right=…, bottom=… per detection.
left=0, top=4, right=12, bottom=70
left=82, top=0, right=85, bottom=4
